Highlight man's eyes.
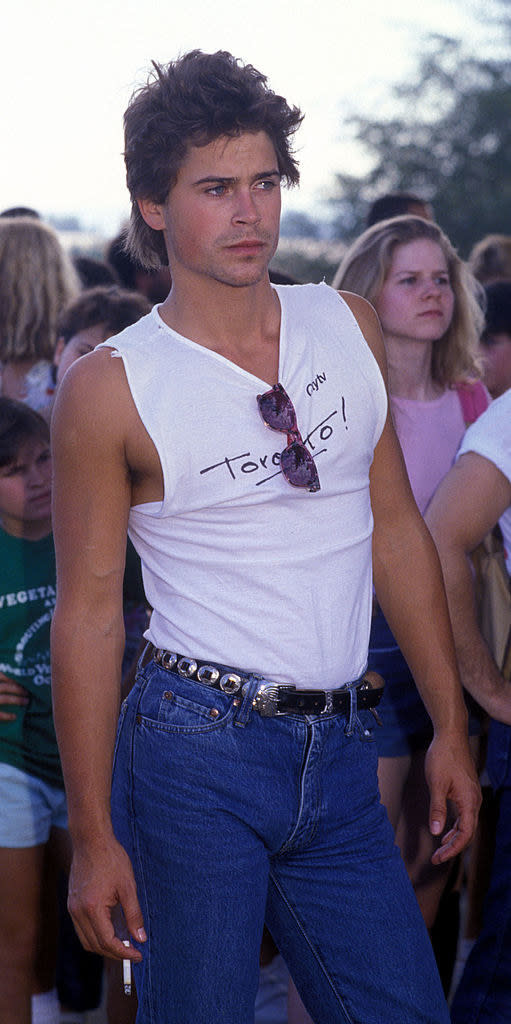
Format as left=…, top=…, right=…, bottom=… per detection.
left=255, top=179, right=279, bottom=190
left=205, top=184, right=228, bottom=196
left=204, top=179, right=279, bottom=196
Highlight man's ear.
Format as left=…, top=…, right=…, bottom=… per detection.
left=137, top=198, right=166, bottom=230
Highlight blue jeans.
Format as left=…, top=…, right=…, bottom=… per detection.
left=451, top=721, right=511, bottom=1023
left=111, top=658, right=449, bottom=1024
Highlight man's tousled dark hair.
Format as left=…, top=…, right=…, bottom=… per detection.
left=124, top=50, right=303, bottom=268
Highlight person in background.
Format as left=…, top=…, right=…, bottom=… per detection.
left=366, top=192, right=434, bottom=228
left=0, top=217, right=80, bottom=415
left=426, top=390, right=511, bottom=1023
left=0, top=205, right=41, bottom=219
left=468, top=234, right=511, bottom=286
left=0, top=398, right=66, bottom=1024
left=478, top=281, right=511, bottom=399
left=73, top=255, right=120, bottom=290
left=333, top=215, right=487, bottom=977
left=54, top=285, right=151, bottom=389
left=106, top=227, right=171, bottom=304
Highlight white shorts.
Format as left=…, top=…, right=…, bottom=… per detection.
left=0, top=762, right=68, bottom=847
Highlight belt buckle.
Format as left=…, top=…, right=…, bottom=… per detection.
left=253, top=684, right=282, bottom=717
left=253, top=683, right=296, bottom=717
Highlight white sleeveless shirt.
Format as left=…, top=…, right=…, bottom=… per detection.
left=101, top=283, right=387, bottom=689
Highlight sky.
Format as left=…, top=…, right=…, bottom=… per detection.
left=1, top=0, right=484, bottom=236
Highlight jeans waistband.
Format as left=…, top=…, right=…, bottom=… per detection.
left=141, top=643, right=384, bottom=720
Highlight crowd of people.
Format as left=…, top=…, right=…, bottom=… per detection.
left=0, top=48, right=510, bottom=1024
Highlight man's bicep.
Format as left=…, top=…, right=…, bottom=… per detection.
left=51, top=357, right=131, bottom=608
left=370, top=411, right=417, bottom=528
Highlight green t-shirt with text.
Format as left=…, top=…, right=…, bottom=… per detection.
left=0, top=528, right=63, bottom=788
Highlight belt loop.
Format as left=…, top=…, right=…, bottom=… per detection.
left=344, top=685, right=358, bottom=737
left=344, top=672, right=372, bottom=740
left=233, top=676, right=261, bottom=728
left=137, top=641, right=153, bottom=676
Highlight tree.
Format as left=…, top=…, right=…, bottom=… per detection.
left=330, top=30, right=511, bottom=257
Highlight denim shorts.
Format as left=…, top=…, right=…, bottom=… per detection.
left=0, top=761, right=67, bottom=847
left=368, top=608, right=482, bottom=757
left=110, top=656, right=450, bottom=1023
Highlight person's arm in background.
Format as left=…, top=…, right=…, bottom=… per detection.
left=426, top=451, right=511, bottom=724
left=0, top=676, right=29, bottom=721
left=342, top=292, right=481, bottom=863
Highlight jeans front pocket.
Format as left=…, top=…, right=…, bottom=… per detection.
left=136, top=665, right=236, bottom=734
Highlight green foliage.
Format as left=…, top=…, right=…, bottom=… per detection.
left=330, top=32, right=511, bottom=257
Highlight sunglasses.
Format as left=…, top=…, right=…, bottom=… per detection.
left=257, top=383, right=320, bottom=492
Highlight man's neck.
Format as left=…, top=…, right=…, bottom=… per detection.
left=157, top=274, right=282, bottom=385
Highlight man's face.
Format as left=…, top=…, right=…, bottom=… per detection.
left=141, top=131, right=282, bottom=289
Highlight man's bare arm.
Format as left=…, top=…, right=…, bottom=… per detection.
left=51, top=350, right=146, bottom=960
left=426, top=451, right=511, bottom=723
left=342, top=292, right=481, bottom=862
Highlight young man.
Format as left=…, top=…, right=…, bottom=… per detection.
left=51, top=50, right=480, bottom=1024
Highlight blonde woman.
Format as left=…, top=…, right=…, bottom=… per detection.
left=0, top=217, right=80, bottom=413
left=333, top=216, right=487, bottom=940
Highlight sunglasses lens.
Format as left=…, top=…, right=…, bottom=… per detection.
left=281, top=442, right=320, bottom=492
left=258, top=387, right=296, bottom=432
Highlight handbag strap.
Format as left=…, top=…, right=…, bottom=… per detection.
left=455, top=380, right=490, bottom=426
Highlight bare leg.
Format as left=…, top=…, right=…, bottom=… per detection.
left=377, top=752, right=411, bottom=831
left=34, top=827, right=71, bottom=993
left=0, top=843, right=45, bottom=1024
left=380, top=750, right=451, bottom=929
left=288, top=976, right=315, bottom=1024
left=399, top=757, right=451, bottom=927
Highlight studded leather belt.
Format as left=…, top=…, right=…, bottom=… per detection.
left=143, top=643, right=384, bottom=718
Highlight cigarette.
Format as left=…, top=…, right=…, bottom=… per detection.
left=122, top=939, right=132, bottom=996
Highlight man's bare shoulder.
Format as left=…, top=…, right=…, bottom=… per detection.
left=52, top=347, right=133, bottom=439
left=337, top=290, right=387, bottom=378
left=338, top=290, right=377, bottom=323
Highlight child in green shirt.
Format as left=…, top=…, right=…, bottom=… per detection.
left=0, top=397, right=67, bottom=1024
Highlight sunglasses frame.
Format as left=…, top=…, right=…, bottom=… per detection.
left=257, top=383, right=321, bottom=493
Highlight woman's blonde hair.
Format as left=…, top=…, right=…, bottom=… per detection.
left=0, top=217, right=81, bottom=362
left=333, top=216, right=484, bottom=387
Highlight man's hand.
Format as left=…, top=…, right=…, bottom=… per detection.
left=68, top=833, right=147, bottom=961
left=425, top=733, right=481, bottom=865
left=0, top=674, right=30, bottom=721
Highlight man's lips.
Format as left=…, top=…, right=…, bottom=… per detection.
left=227, top=239, right=265, bottom=251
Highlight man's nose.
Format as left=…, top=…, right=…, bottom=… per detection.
left=232, top=190, right=260, bottom=223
